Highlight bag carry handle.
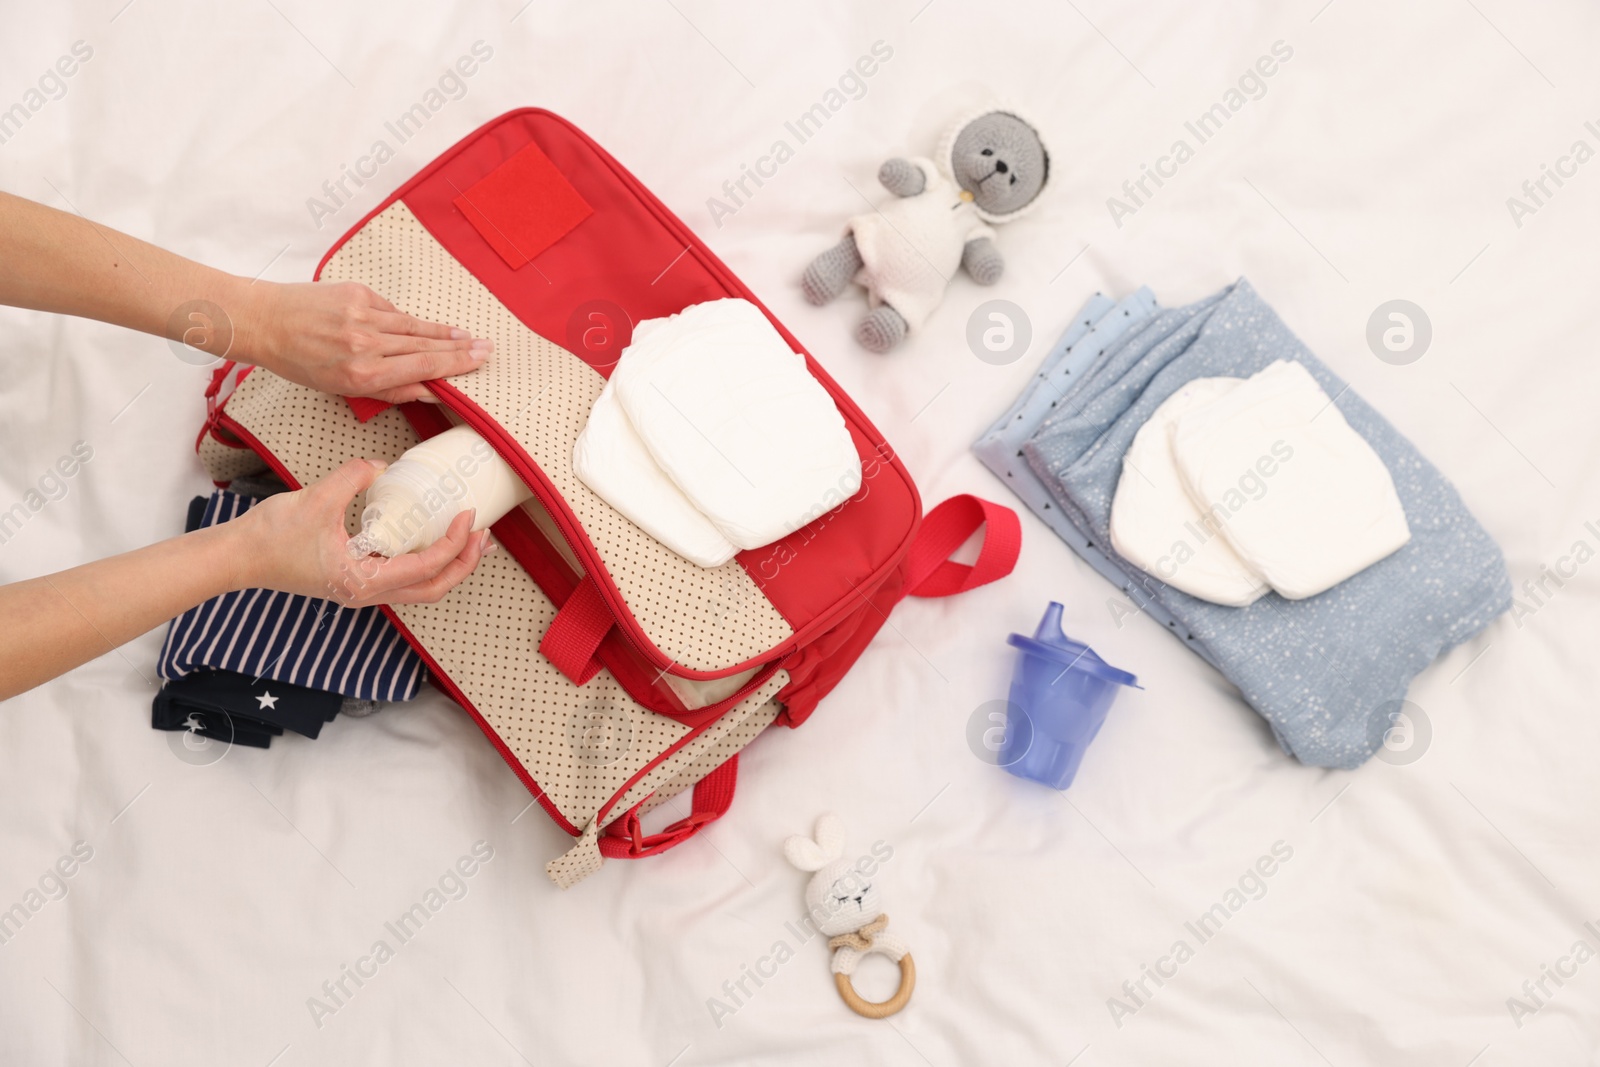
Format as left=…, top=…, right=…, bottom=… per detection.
left=903, top=495, right=1022, bottom=598
left=598, top=755, right=739, bottom=859
left=539, top=574, right=610, bottom=685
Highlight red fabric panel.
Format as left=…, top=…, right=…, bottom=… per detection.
left=452, top=140, right=593, bottom=270
left=399, top=113, right=724, bottom=375
left=316, top=108, right=921, bottom=659
left=776, top=565, right=908, bottom=728
left=776, top=495, right=1021, bottom=725
left=737, top=434, right=907, bottom=627
left=389, top=110, right=919, bottom=642
left=538, top=574, right=611, bottom=685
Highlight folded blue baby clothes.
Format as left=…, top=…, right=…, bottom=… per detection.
left=974, top=289, right=1153, bottom=523
left=981, top=278, right=1510, bottom=769
left=975, top=293, right=1211, bottom=660
left=153, top=669, right=345, bottom=748
left=156, top=491, right=425, bottom=702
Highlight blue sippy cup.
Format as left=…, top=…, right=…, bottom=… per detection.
left=1000, top=602, right=1140, bottom=789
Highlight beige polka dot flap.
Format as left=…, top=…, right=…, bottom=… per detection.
left=202, top=364, right=790, bottom=888
left=315, top=201, right=796, bottom=680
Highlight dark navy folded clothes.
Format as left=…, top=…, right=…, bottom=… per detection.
left=158, top=491, right=425, bottom=702
left=184, top=493, right=210, bottom=535
left=152, top=670, right=344, bottom=748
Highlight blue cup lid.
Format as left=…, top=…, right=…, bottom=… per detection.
left=1006, top=601, right=1140, bottom=688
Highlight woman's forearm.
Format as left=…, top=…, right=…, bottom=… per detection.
left=0, top=189, right=489, bottom=402
left=0, top=189, right=251, bottom=353
left=0, top=460, right=490, bottom=702
left=0, top=521, right=247, bottom=701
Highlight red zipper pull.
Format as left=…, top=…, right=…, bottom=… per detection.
left=204, top=360, right=236, bottom=415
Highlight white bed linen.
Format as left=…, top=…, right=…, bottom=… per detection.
left=2, top=2, right=1598, bottom=1064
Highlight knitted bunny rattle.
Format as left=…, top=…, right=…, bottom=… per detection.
left=783, top=813, right=915, bottom=1019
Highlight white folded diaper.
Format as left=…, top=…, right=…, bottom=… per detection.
left=1170, top=359, right=1411, bottom=600
left=573, top=382, right=738, bottom=568
left=1109, top=377, right=1271, bottom=607
left=610, top=298, right=862, bottom=551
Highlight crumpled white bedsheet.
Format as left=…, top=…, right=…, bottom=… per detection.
left=2, top=1, right=1598, bottom=1064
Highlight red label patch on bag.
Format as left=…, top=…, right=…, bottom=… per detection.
left=453, top=141, right=593, bottom=270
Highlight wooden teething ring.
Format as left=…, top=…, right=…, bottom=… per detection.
left=834, top=953, right=916, bottom=1019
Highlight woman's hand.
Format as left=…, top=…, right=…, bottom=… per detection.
left=234, top=280, right=494, bottom=404
left=0, top=458, right=491, bottom=701
left=233, top=458, right=492, bottom=607
left=0, top=192, right=490, bottom=404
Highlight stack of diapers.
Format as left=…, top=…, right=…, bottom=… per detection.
left=975, top=278, right=1511, bottom=769
left=1109, top=376, right=1271, bottom=607
left=575, top=298, right=862, bottom=567
left=1109, top=360, right=1412, bottom=605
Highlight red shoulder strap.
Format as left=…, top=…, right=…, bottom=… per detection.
left=903, top=495, right=1022, bottom=598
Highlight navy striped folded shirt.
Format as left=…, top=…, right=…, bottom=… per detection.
left=156, top=491, right=425, bottom=701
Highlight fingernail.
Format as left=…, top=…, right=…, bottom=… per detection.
left=471, top=339, right=493, bottom=354
left=419, top=394, right=441, bottom=403
left=450, top=328, right=469, bottom=340
left=482, top=533, right=497, bottom=554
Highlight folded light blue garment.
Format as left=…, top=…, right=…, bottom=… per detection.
left=974, top=290, right=1227, bottom=670
left=982, top=278, right=1510, bottom=769
left=973, top=288, right=1153, bottom=543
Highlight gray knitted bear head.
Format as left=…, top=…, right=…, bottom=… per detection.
left=945, top=110, right=1050, bottom=221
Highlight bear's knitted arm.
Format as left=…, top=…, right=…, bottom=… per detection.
left=878, top=158, right=926, bottom=197
left=961, top=236, right=1004, bottom=285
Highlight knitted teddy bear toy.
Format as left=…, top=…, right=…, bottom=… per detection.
left=783, top=813, right=915, bottom=1019
left=802, top=106, right=1051, bottom=352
